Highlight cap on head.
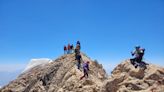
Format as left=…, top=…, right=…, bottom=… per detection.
left=87, top=61, right=90, bottom=64
left=135, top=45, right=140, bottom=49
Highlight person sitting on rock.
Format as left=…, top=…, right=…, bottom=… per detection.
left=75, top=53, right=82, bottom=70
left=130, top=46, right=146, bottom=68
left=80, top=61, right=90, bottom=80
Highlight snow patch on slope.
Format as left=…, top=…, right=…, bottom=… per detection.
left=23, top=58, right=52, bottom=73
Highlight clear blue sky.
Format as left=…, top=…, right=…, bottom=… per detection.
left=0, top=0, right=164, bottom=73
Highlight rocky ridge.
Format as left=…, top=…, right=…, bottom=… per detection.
left=1, top=53, right=164, bottom=92
left=0, top=53, right=106, bottom=92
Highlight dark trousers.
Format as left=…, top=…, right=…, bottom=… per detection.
left=130, top=56, right=145, bottom=68
left=80, top=69, right=88, bottom=80
left=77, top=60, right=81, bottom=69
left=131, top=56, right=142, bottom=63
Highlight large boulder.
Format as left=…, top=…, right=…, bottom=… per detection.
left=101, top=60, right=164, bottom=92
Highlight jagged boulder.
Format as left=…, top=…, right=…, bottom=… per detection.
left=101, top=60, right=164, bottom=92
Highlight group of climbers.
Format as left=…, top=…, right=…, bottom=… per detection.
left=64, top=43, right=148, bottom=80
left=64, top=44, right=74, bottom=54
left=130, top=46, right=148, bottom=69
left=63, top=41, right=81, bottom=54
left=74, top=41, right=90, bottom=80
left=64, top=41, right=90, bottom=80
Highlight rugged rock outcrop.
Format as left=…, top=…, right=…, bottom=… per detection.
left=101, top=60, right=164, bottom=92
left=0, top=53, right=107, bottom=92
left=1, top=53, right=164, bottom=92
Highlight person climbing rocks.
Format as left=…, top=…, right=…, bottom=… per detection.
left=64, top=45, right=67, bottom=54
left=75, top=45, right=80, bottom=55
left=76, top=44, right=81, bottom=50
left=130, top=46, right=146, bottom=68
left=75, top=53, right=82, bottom=70
left=67, top=44, right=71, bottom=54
left=80, top=61, right=90, bottom=80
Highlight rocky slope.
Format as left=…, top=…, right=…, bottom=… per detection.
left=0, top=53, right=107, bottom=92
left=1, top=53, right=164, bottom=92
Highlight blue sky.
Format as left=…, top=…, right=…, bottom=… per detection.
left=0, top=0, right=164, bottom=85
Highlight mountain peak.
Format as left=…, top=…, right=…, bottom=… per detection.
left=1, top=54, right=164, bottom=92
left=1, top=53, right=107, bottom=92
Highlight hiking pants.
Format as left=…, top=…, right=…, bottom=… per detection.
left=77, top=60, right=81, bottom=69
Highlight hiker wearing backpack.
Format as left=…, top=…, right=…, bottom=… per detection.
left=130, top=46, right=146, bottom=68
left=80, top=61, right=90, bottom=80
left=75, top=53, right=82, bottom=70
left=64, top=45, right=67, bottom=54
left=75, top=44, right=80, bottom=56
left=76, top=44, right=80, bottom=50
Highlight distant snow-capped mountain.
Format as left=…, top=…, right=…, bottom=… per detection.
left=23, top=58, right=52, bottom=73
left=0, top=58, right=52, bottom=87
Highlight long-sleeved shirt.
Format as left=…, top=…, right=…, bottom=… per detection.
left=83, top=63, right=89, bottom=70
left=132, top=48, right=145, bottom=58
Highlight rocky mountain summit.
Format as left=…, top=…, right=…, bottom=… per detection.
left=1, top=53, right=164, bottom=92
left=101, top=60, right=164, bottom=92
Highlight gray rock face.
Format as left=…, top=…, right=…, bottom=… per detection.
left=1, top=54, right=164, bottom=92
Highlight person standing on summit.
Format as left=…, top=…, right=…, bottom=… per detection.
left=70, top=44, right=74, bottom=53
left=67, top=44, right=71, bottom=54
left=64, top=45, right=67, bottom=54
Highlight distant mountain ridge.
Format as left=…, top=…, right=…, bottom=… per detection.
left=1, top=53, right=164, bottom=92
left=23, top=58, right=53, bottom=73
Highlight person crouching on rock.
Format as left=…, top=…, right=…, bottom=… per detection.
left=130, top=46, right=145, bottom=68
left=80, top=61, right=90, bottom=80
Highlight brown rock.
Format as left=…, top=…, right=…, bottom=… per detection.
left=0, top=53, right=106, bottom=92
left=1, top=56, right=164, bottom=92
left=101, top=60, right=164, bottom=92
